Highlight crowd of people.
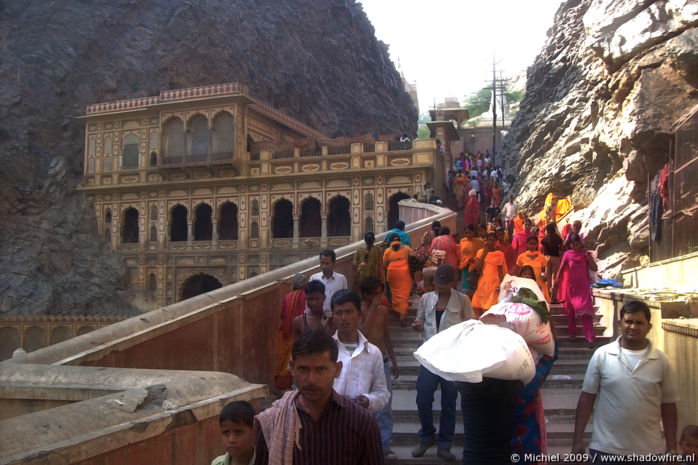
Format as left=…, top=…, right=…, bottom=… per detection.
left=205, top=169, right=696, bottom=464
left=210, top=244, right=695, bottom=464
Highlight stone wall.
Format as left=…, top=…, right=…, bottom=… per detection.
left=0, top=203, right=454, bottom=465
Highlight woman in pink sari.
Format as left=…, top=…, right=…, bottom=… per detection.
left=552, top=233, right=597, bottom=343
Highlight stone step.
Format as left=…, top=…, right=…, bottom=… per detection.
left=389, top=442, right=583, bottom=463
left=390, top=421, right=590, bottom=446
left=391, top=372, right=585, bottom=390
left=391, top=388, right=582, bottom=419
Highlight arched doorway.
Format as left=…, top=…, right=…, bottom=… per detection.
left=328, top=196, right=351, bottom=236
left=218, top=202, right=238, bottom=240
left=121, top=208, right=139, bottom=243
left=194, top=203, right=213, bottom=241
left=170, top=205, right=188, bottom=241
left=180, top=273, right=222, bottom=301
left=300, top=197, right=321, bottom=237
left=387, top=192, right=411, bottom=230
left=272, top=199, right=293, bottom=238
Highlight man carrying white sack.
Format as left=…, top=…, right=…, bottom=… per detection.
left=459, top=278, right=551, bottom=465
left=411, top=264, right=474, bottom=462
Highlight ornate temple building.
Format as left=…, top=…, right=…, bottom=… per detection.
left=79, top=82, right=449, bottom=307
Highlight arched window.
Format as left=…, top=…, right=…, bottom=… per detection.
left=122, top=207, right=139, bottom=243
left=121, top=134, right=139, bottom=170
left=272, top=199, right=293, bottom=238
left=328, top=196, right=351, bottom=236
left=251, top=199, right=260, bottom=216
left=365, top=217, right=374, bottom=233
left=150, top=205, right=158, bottom=221
left=50, top=326, right=71, bottom=345
left=148, top=273, right=157, bottom=292
left=212, top=112, right=234, bottom=155
left=149, top=225, right=157, bottom=242
left=180, top=273, right=222, bottom=301
left=250, top=221, right=259, bottom=239
left=104, top=136, right=112, bottom=155
left=150, top=151, right=157, bottom=167
left=105, top=209, right=112, bottom=242
left=163, top=117, right=185, bottom=162
left=170, top=205, right=188, bottom=241
left=24, top=326, right=46, bottom=352
left=364, top=193, right=374, bottom=210
left=219, top=202, right=238, bottom=240
left=194, top=203, right=213, bottom=241
left=188, top=115, right=209, bottom=161
left=300, top=197, right=321, bottom=237
left=387, top=192, right=411, bottom=231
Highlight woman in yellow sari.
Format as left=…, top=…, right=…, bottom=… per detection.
left=514, top=235, right=550, bottom=302
left=382, top=233, right=413, bottom=325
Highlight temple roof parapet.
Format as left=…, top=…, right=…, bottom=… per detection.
left=84, top=81, right=324, bottom=139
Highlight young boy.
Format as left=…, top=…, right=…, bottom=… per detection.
left=330, top=289, right=389, bottom=414
left=292, top=280, right=328, bottom=340
left=680, top=425, right=698, bottom=463
left=212, top=400, right=256, bottom=465
left=359, top=276, right=399, bottom=460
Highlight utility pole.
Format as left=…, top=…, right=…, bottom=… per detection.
left=492, top=56, right=497, bottom=169
left=499, top=71, right=507, bottom=132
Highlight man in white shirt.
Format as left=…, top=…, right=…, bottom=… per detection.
left=331, top=289, right=390, bottom=415
left=310, top=249, right=348, bottom=319
left=502, top=195, right=517, bottom=239
left=572, top=300, right=679, bottom=462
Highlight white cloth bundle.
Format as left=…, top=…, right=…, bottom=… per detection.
left=413, top=320, right=535, bottom=384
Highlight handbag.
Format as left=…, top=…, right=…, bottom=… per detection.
left=426, top=249, right=446, bottom=268
left=466, top=267, right=481, bottom=287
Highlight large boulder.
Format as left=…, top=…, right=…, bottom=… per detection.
left=502, top=0, right=698, bottom=278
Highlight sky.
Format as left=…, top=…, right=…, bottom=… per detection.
left=358, top=0, right=563, bottom=114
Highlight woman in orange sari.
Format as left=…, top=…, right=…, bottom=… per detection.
left=491, top=181, right=502, bottom=207
left=383, top=233, right=413, bottom=325
left=471, top=232, right=507, bottom=317
left=513, top=235, right=550, bottom=302
left=513, top=211, right=526, bottom=235
left=459, top=224, right=484, bottom=293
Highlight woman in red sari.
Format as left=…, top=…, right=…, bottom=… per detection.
left=552, top=233, right=597, bottom=343
left=464, top=189, right=480, bottom=229
left=274, top=273, right=308, bottom=388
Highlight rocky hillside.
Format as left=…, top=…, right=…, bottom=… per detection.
left=502, top=0, right=697, bottom=277
left=0, top=0, right=417, bottom=316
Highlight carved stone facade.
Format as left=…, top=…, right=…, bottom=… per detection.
left=80, top=82, right=442, bottom=308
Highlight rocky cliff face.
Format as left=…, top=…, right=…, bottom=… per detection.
left=0, top=0, right=417, bottom=316
left=502, top=0, right=698, bottom=277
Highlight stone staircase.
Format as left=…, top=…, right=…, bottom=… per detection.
left=386, top=299, right=610, bottom=463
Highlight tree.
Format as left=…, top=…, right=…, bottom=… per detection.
left=462, top=87, right=492, bottom=119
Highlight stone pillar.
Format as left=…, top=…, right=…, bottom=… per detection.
left=321, top=215, right=328, bottom=246
left=187, top=219, right=193, bottom=248
left=293, top=215, right=299, bottom=248
left=212, top=217, right=218, bottom=245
